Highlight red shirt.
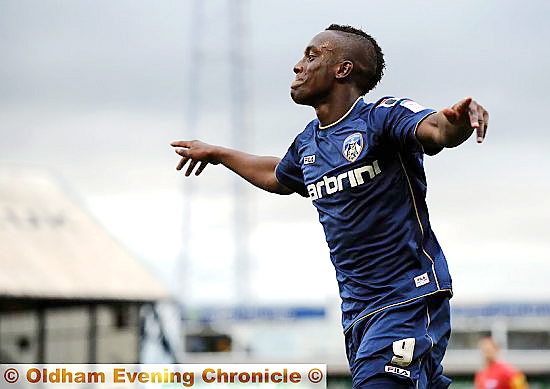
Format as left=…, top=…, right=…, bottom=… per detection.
left=475, top=361, right=528, bottom=389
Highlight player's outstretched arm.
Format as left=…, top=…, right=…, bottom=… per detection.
left=416, top=97, right=489, bottom=154
left=170, top=140, right=293, bottom=195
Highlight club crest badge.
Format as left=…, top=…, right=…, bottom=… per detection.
left=342, top=133, right=364, bottom=162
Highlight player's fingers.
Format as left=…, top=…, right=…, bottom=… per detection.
left=476, top=106, right=485, bottom=143
left=483, top=109, right=489, bottom=138
left=176, top=156, right=189, bottom=171
left=468, top=101, right=480, bottom=129
left=171, top=140, right=191, bottom=148
left=195, top=161, right=209, bottom=176
left=455, top=97, right=473, bottom=115
left=175, top=147, right=190, bottom=157
left=185, top=159, right=198, bottom=177
left=441, top=107, right=457, bottom=122
left=444, top=97, right=471, bottom=124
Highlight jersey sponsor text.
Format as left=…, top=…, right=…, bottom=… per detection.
left=306, top=160, right=381, bottom=200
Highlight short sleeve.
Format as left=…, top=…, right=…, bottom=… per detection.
left=275, top=139, right=308, bottom=197
left=373, top=97, right=436, bottom=153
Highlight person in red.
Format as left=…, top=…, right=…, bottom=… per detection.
left=475, top=336, right=529, bottom=389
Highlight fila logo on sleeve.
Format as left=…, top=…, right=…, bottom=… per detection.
left=304, top=155, right=316, bottom=165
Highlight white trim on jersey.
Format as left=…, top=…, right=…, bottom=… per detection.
left=397, top=152, right=441, bottom=290
left=318, top=96, right=363, bottom=130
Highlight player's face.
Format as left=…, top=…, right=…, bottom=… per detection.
left=290, top=31, right=340, bottom=106
left=478, top=338, right=499, bottom=363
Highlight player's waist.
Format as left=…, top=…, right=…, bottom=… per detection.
left=341, top=289, right=453, bottom=335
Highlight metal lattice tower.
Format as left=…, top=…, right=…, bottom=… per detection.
left=179, top=0, right=252, bottom=307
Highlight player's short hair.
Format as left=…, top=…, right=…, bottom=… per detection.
left=325, top=24, right=385, bottom=95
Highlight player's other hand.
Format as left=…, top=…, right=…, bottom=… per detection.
left=441, top=97, right=489, bottom=143
left=171, top=140, right=220, bottom=176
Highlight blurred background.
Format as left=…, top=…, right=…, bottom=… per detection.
left=1, top=0, right=550, bottom=387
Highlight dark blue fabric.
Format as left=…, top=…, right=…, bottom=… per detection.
left=355, top=374, right=414, bottom=388
left=346, top=295, right=451, bottom=388
left=275, top=96, right=453, bottom=332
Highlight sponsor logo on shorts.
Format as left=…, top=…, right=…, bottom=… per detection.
left=414, top=272, right=430, bottom=287
left=385, top=365, right=411, bottom=378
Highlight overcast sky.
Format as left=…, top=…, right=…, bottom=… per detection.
left=1, top=0, right=549, bottom=306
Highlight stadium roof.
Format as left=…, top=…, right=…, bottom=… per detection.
left=0, top=167, right=169, bottom=303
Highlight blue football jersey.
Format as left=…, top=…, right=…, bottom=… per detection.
left=275, top=96, right=453, bottom=333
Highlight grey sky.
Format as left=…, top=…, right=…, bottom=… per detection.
left=1, top=0, right=549, bottom=304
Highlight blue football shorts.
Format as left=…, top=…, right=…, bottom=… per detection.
left=345, top=293, right=452, bottom=388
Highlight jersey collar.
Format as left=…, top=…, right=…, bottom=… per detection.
left=318, top=96, right=363, bottom=130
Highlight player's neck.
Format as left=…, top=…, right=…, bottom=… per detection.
left=486, top=358, right=499, bottom=367
left=315, top=90, right=362, bottom=128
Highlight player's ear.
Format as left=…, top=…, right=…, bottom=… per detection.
left=335, top=60, right=353, bottom=79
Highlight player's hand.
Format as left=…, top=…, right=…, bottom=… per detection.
left=441, top=97, right=489, bottom=143
left=170, top=140, right=220, bottom=176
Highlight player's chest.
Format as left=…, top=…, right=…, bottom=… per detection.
left=298, top=126, right=383, bottom=183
